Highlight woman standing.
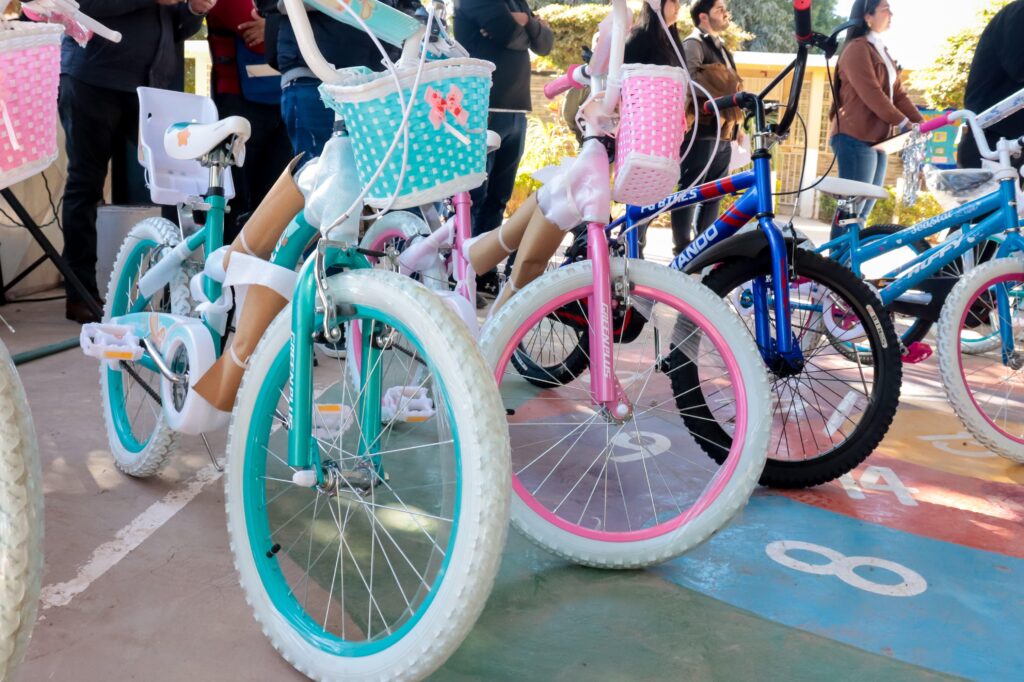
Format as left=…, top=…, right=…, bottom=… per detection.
left=829, top=0, right=922, bottom=224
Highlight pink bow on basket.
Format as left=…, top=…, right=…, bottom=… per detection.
left=425, top=85, right=469, bottom=130
left=0, top=70, right=20, bottom=151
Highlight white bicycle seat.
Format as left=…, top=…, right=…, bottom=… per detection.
left=164, top=116, right=252, bottom=163
left=815, top=176, right=889, bottom=201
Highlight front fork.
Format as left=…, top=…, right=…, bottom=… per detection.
left=995, top=230, right=1024, bottom=364
left=586, top=222, right=632, bottom=419
left=752, top=215, right=803, bottom=370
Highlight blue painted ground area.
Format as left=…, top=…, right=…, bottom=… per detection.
left=654, top=495, right=1022, bottom=680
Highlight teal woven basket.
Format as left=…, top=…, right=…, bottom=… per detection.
left=321, top=58, right=494, bottom=209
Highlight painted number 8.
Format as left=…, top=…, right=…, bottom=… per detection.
left=766, top=540, right=928, bottom=597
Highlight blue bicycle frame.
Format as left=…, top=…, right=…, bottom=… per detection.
left=816, top=176, right=1024, bottom=309
left=609, top=162, right=804, bottom=367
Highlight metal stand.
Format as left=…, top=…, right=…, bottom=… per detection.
left=0, top=187, right=103, bottom=318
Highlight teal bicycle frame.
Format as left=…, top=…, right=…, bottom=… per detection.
left=268, top=212, right=385, bottom=480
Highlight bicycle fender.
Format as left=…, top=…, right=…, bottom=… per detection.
left=680, top=230, right=808, bottom=275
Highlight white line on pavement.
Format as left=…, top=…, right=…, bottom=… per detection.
left=39, top=462, right=224, bottom=611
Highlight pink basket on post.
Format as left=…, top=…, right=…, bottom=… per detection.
left=0, top=21, right=63, bottom=191
left=612, top=63, right=689, bottom=206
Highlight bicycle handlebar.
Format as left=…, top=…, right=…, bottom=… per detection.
left=794, top=0, right=813, bottom=43
left=950, top=110, right=1023, bottom=162
left=918, top=113, right=951, bottom=135
left=23, top=0, right=121, bottom=43
left=703, top=92, right=758, bottom=115
left=544, top=64, right=588, bottom=100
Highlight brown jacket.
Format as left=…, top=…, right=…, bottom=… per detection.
left=829, top=36, right=923, bottom=144
left=687, top=63, right=745, bottom=140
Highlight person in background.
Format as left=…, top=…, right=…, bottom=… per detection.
left=207, top=0, right=292, bottom=242
left=455, top=0, right=553, bottom=301
left=828, top=0, right=922, bottom=227
left=957, top=0, right=1024, bottom=171
left=59, top=0, right=211, bottom=324
left=671, top=0, right=742, bottom=256
left=275, top=2, right=383, bottom=160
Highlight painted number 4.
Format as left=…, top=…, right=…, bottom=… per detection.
left=839, top=466, right=919, bottom=506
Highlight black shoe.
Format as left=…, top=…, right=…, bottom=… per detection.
left=476, top=270, right=500, bottom=298
left=65, top=299, right=101, bottom=325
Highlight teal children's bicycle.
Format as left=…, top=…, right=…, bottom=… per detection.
left=79, top=1, right=511, bottom=678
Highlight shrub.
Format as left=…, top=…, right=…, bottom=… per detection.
left=507, top=114, right=580, bottom=215
left=818, top=187, right=945, bottom=227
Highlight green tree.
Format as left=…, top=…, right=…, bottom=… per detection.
left=730, top=0, right=844, bottom=53
left=534, top=1, right=752, bottom=71
left=911, top=0, right=1011, bottom=109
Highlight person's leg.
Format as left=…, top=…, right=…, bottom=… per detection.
left=830, top=133, right=878, bottom=237
left=59, top=76, right=121, bottom=320
left=691, top=140, right=734, bottom=234
left=861, top=148, right=888, bottom=221
left=671, top=137, right=715, bottom=255
left=213, top=93, right=246, bottom=240
left=246, top=101, right=295, bottom=204
left=281, top=78, right=334, bottom=161
left=474, top=112, right=527, bottom=238
left=469, top=112, right=499, bottom=237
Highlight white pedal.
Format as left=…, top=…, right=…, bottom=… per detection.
left=381, top=386, right=435, bottom=423
left=80, top=323, right=144, bottom=368
left=313, top=402, right=355, bottom=441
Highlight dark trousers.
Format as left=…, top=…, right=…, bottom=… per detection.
left=214, top=92, right=294, bottom=242
left=671, top=136, right=732, bottom=255
left=470, top=111, right=527, bottom=238
left=58, top=75, right=140, bottom=303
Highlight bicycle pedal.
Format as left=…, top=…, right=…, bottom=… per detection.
left=313, top=403, right=355, bottom=440
left=80, top=323, right=144, bottom=367
left=381, top=386, right=435, bottom=423
left=902, top=342, right=932, bottom=364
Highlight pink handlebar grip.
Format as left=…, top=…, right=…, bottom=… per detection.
left=544, top=65, right=582, bottom=99
left=919, top=113, right=951, bottom=134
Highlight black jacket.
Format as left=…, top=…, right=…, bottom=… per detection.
left=455, top=0, right=553, bottom=111
left=60, top=0, right=203, bottom=92
left=275, top=8, right=383, bottom=80
left=964, top=0, right=1024, bottom=142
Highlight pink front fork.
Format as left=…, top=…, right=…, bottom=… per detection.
left=451, top=192, right=476, bottom=305
left=586, top=221, right=632, bottom=418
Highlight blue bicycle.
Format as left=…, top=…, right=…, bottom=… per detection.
left=526, top=5, right=903, bottom=489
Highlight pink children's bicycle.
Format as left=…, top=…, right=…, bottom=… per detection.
left=359, top=0, right=773, bottom=569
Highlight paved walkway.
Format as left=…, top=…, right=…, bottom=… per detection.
left=4, top=222, right=1019, bottom=680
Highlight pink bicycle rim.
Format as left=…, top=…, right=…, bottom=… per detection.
left=957, top=272, right=1024, bottom=445
left=497, top=281, right=749, bottom=542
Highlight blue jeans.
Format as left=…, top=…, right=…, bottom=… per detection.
left=829, top=133, right=888, bottom=231
left=281, top=78, right=334, bottom=161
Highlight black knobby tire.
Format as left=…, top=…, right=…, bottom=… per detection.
left=672, top=248, right=903, bottom=488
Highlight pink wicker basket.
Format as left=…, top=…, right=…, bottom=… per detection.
left=0, top=21, right=63, bottom=191
left=613, top=63, right=689, bottom=206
